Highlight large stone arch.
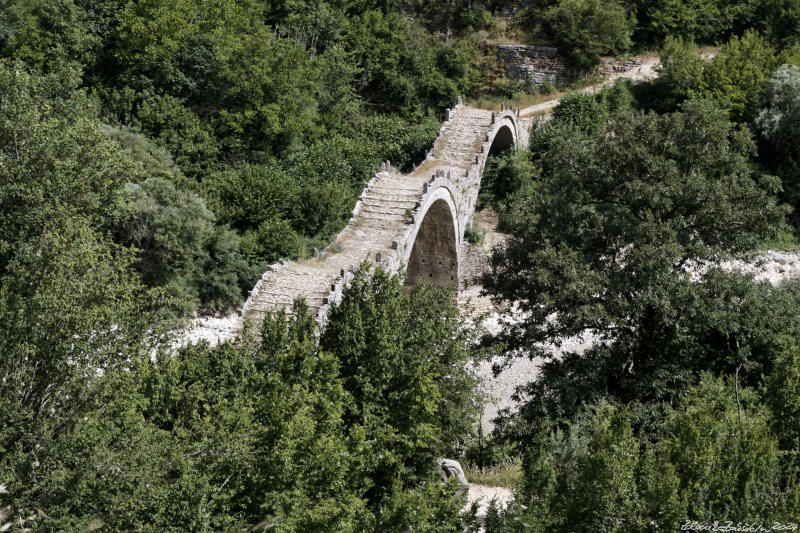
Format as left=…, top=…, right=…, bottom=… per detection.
left=403, top=187, right=460, bottom=288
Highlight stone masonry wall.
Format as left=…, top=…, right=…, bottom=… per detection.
left=497, top=45, right=567, bottom=84
left=497, top=44, right=643, bottom=85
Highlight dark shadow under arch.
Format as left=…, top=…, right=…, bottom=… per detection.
left=489, top=124, right=515, bottom=156
left=406, top=199, right=458, bottom=288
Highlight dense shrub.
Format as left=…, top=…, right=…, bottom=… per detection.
left=653, top=36, right=706, bottom=112
left=119, top=177, right=250, bottom=315
left=490, top=377, right=799, bottom=532
left=133, top=94, right=221, bottom=179
left=537, top=0, right=635, bottom=70
left=478, top=150, right=538, bottom=209
left=701, top=31, right=779, bottom=122
left=552, top=91, right=607, bottom=130
left=239, top=217, right=301, bottom=265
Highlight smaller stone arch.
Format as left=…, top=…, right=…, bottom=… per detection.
left=489, top=124, right=515, bottom=155
left=479, top=113, right=519, bottom=175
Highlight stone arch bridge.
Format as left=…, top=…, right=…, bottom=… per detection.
left=240, top=101, right=530, bottom=329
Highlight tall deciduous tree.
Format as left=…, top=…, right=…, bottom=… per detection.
left=321, top=267, right=482, bottom=506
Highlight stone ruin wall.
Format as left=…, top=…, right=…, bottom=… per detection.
left=496, top=44, right=643, bottom=85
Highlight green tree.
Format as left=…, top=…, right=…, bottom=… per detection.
left=540, top=402, right=643, bottom=532
left=202, top=163, right=301, bottom=232
left=0, top=0, right=100, bottom=71
left=552, top=91, right=607, bottom=131
left=320, top=267, right=482, bottom=506
left=765, top=339, right=800, bottom=450
left=662, top=375, right=791, bottom=522
left=756, top=0, right=800, bottom=47
left=0, top=61, right=131, bottom=272
left=239, top=216, right=301, bottom=265
left=343, top=9, right=481, bottom=112
left=701, top=31, right=779, bottom=122
left=119, top=177, right=249, bottom=315
left=644, top=0, right=756, bottom=44
left=539, top=0, right=635, bottom=70
left=478, top=150, right=538, bottom=209
left=351, top=113, right=440, bottom=172
left=494, top=376, right=798, bottom=532
left=134, top=94, right=221, bottom=179
left=0, top=219, right=161, bottom=517
left=115, top=0, right=320, bottom=156
left=2, top=277, right=474, bottom=530
left=654, top=35, right=706, bottom=112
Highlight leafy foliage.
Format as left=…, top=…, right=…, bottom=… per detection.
left=0, top=61, right=130, bottom=273
left=118, top=177, right=252, bottom=316
left=0, top=219, right=162, bottom=503
left=757, top=64, right=800, bottom=222
left=702, top=31, right=779, bottom=122
left=537, top=0, right=635, bottom=70
left=489, top=377, right=799, bottom=532
left=653, top=36, right=706, bottom=112
left=320, top=267, right=482, bottom=505
left=485, top=79, right=800, bottom=531
left=478, top=150, right=538, bottom=210
left=1, top=268, right=476, bottom=530
left=7, top=0, right=800, bottom=529
left=486, top=101, right=788, bottom=425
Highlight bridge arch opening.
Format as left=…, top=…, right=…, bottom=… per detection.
left=489, top=124, right=515, bottom=155
left=405, top=199, right=458, bottom=289
left=478, top=123, right=518, bottom=209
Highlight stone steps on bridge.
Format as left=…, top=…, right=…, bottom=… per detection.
left=364, top=189, right=420, bottom=201
left=432, top=107, right=493, bottom=168
left=368, top=183, right=425, bottom=194
left=359, top=211, right=407, bottom=222
left=362, top=196, right=419, bottom=209
left=359, top=175, right=426, bottom=222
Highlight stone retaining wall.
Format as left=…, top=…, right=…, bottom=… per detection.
left=497, top=45, right=568, bottom=84
left=497, top=44, right=644, bottom=85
